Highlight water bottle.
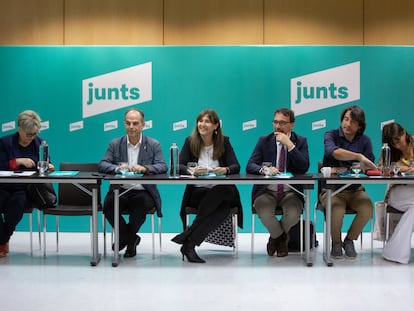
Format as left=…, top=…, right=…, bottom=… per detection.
left=39, top=140, right=49, bottom=163
left=380, top=142, right=391, bottom=176
left=169, top=142, right=179, bottom=178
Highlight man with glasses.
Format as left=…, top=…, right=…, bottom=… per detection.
left=246, top=108, right=309, bottom=257
left=0, top=110, right=55, bottom=257
left=98, top=108, right=167, bottom=258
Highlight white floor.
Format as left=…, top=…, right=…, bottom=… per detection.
left=1, top=232, right=413, bottom=311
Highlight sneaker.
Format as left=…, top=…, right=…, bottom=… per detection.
left=342, top=239, right=357, bottom=259
left=331, top=241, right=343, bottom=258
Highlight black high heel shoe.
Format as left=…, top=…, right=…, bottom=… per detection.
left=180, top=243, right=205, bottom=263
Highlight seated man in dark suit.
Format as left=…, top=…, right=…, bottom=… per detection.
left=98, top=108, right=167, bottom=258
left=246, top=108, right=309, bottom=257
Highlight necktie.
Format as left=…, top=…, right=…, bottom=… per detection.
left=277, top=144, right=286, bottom=199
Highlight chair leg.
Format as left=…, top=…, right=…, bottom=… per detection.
left=151, top=214, right=155, bottom=259
left=370, top=214, right=375, bottom=255
left=158, top=217, right=162, bottom=252
left=55, top=216, right=59, bottom=252
left=186, top=214, right=190, bottom=230
left=37, top=209, right=41, bottom=250
left=43, top=213, right=47, bottom=257
left=103, top=215, right=107, bottom=258
left=251, top=214, right=255, bottom=253
left=299, top=214, right=303, bottom=255
left=232, top=214, right=238, bottom=254
left=29, top=212, right=33, bottom=256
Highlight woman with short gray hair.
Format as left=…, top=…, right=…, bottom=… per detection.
left=0, top=110, right=55, bottom=257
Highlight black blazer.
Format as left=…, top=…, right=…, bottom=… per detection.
left=246, top=132, right=310, bottom=205
left=178, top=136, right=243, bottom=229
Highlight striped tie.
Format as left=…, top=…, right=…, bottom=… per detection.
left=277, top=145, right=286, bottom=199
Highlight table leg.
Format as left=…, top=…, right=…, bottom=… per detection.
left=112, top=188, right=120, bottom=267
left=323, top=188, right=333, bottom=266
left=90, top=187, right=101, bottom=266
left=304, top=189, right=313, bottom=266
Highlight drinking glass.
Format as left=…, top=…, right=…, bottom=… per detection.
left=37, top=160, right=48, bottom=176
left=351, top=162, right=361, bottom=176
left=391, top=162, right=401, bottom=176
left=262, top=162, right=273, bottom=177
left=118, top=162, right=129, bottom=177
left=187, top=162, right=198, bottom=177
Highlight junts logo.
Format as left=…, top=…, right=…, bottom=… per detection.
left=290, top=61, right=360, bottom=116
left=82, top=62, right=152, bottom=118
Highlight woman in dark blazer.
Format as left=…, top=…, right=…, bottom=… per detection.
left=0, top=110, right=55, bottom=257
left=171, top=109, right=242, bottom=263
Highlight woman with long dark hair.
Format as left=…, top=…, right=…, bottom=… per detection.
left=171, top=109, right=242, bottom=263
left=381, top=122, right=414, bottom=264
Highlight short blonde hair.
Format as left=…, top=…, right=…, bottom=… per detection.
left=18, top=110, right=41, bottom=134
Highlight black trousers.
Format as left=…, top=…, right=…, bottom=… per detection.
left=0, top=188, right=30, bottom=244
left=187, top=185, right=237, bottom=245
left=103, top=189, right=155, bottom=244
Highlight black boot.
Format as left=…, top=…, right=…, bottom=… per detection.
left=180, top=241, right=205, bottom=263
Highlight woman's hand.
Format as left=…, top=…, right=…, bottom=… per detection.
left=16, top=158, right=36, bottom=169
left=212, top=167, right=227, bottom=176
left=194, top=166, right=208, bottom=176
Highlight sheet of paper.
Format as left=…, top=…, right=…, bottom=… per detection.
left=0, top=170, right=36, bottom=176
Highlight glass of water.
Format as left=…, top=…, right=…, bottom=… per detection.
left=391, top=162, right=401, bottom=176
left=187, top=162, right=198, bottom=177
left=37, top=160, right=48, bottom=176
left=262, top=162, right=273, bottom=177
left=351, top=162, right=361, bottom=176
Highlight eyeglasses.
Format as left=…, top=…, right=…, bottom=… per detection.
left=272, top=120, right=290, bottom=126
left=24, top=132, right=38, bottom=137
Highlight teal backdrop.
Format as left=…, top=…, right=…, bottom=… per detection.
left=1, top=45, right=413, bottom=233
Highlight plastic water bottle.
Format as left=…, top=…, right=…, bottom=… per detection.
left=169, top=143, right=179, bottom=178
left=39, top=140, right=49, bottom=163
left=380, top=142, right=391, bottom=176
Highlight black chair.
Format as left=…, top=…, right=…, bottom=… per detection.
left=185, top=206, right=239, bottom=253
left=42, top=162, right=103, bottom=257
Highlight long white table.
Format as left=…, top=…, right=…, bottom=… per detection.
left=321, top=173, right=414, bottom=266
left=105, top=173, right=315, bottom=267
left=0, top=172, right=102, bottom=266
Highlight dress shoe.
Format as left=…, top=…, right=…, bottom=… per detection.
left=275, top=232, right=288, bottom=257
left=180, top=242, right=205, bottom=263
left=267, top=232, right=288, bottom=257
left=266, top=236, right=278, bottom=256
left=124, top=235, right=141, bottom=258
left=112, top=240, right=127, bottom=252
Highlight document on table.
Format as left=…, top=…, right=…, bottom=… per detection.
left=0, top=170, right=36, bottom=176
